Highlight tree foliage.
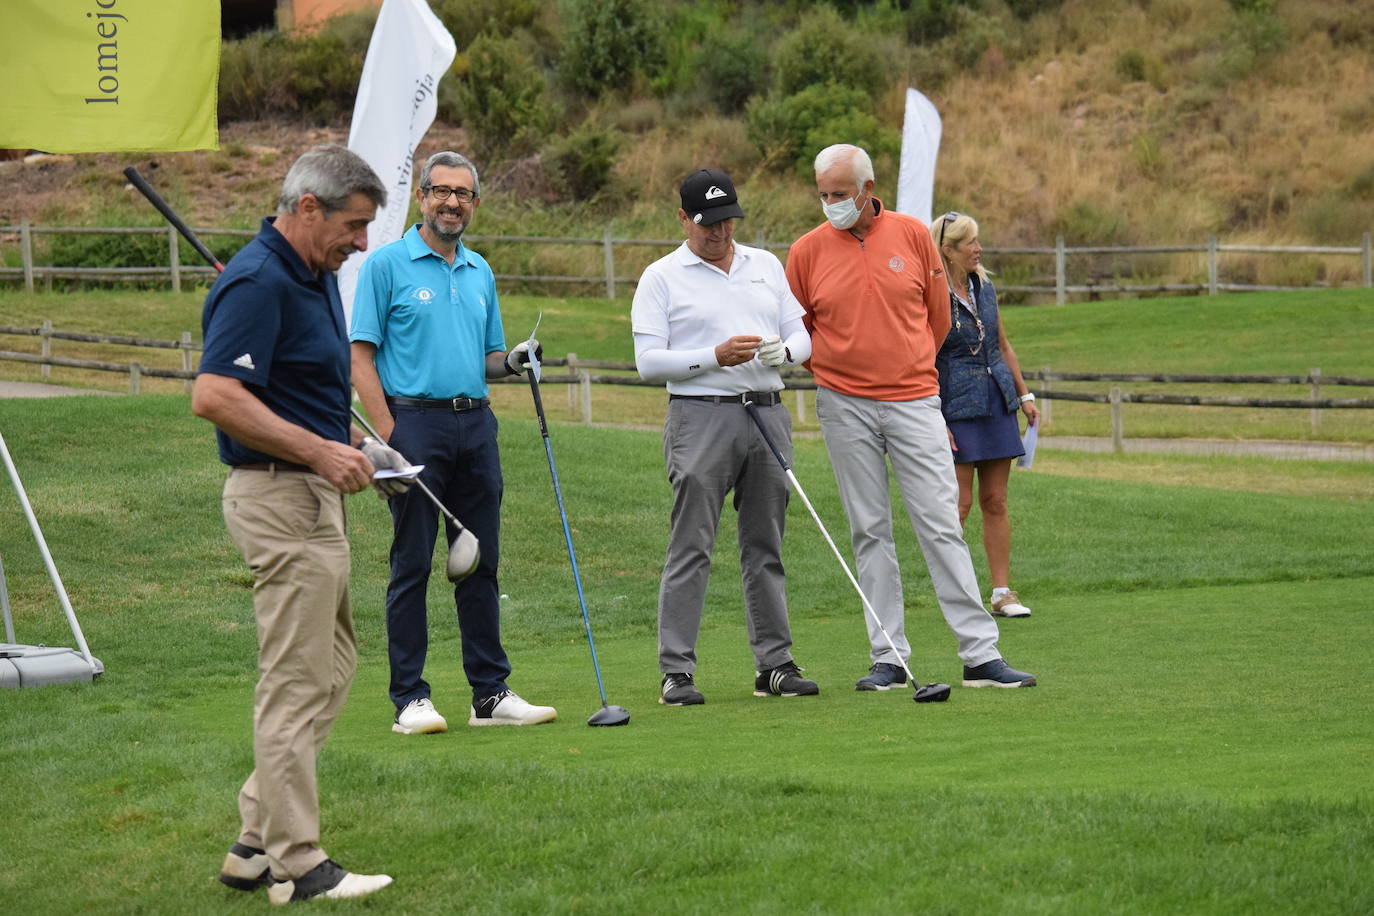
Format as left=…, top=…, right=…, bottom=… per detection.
left=559, top=0, right=666, bottom=97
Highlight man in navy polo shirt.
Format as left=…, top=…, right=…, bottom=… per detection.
left=195, top=144, right=407, bottom=904
left=351, top=150, right=556, bottom=733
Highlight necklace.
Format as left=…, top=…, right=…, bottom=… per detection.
left=951, top=275, right=984, bottom=356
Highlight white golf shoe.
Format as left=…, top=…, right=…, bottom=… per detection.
left=990, top=590, right=1032, bottom=618
left=392, top=697, right=448, bottom=735
left=468, top=689, right=557, bottom=726
left=267, top=859, right=392, bottom=906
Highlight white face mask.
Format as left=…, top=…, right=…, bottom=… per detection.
left=822, top=193, right=865, bottom=230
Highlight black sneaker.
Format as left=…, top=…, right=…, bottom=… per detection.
left=266, top=858, right=393, bottom=905
left=660, top=672, right=705, bottom=706
left=962, top=658, right=1037, bottom=688
left=218, top=842, right=269, bottom=891
left=754, top=661, right=819, bottom=697
left=855, top=662, right=908, bottom=691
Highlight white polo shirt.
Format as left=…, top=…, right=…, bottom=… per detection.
left=631, top=241, right=806, bottom=396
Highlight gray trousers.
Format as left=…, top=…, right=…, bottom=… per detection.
left=658, top=399, right=795, bottom=674
left=815, top=387, right=1001, bottom=667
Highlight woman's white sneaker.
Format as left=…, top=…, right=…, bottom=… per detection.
left=990, top=590, right=1032, bottom=618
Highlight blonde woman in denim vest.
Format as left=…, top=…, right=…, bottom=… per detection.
left=931, top=212, right=1039, bottom=618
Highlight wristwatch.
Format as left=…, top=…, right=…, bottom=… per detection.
left=1018, top=393, right=1036, bottom=403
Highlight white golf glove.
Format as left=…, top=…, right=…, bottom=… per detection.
left=504, top=338, right=543, bottom=375
left=360, top=437, right=414, bottom=499
left=757, top=335, right=790, bottom=368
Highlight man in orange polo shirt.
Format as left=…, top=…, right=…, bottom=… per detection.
left=785, top=143, right=1036, bottom=691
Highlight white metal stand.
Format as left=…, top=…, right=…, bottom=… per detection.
left=0, top=429, right=103, bottom=687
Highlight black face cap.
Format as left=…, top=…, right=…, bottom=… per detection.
left=679, top=168, right=745, bottom=226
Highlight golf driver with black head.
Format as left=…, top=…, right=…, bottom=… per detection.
left=521, top=335, right=629, bottom=727
left=743, top=402, right=951, bottom=703
left=350, top=407, right=480, bottom=583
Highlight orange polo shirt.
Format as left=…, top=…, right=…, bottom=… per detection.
left=785, top=200, right=951, bottom=401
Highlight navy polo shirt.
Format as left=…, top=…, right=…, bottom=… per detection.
left=199, top=216, right=352, bottom=466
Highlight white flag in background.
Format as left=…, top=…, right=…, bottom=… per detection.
left=895, top=88, right=942, bottom=227
left=338, top=0, right=456, bottom=322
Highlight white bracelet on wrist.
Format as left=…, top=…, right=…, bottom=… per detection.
left=1018, top=393, right=1036, bottom=403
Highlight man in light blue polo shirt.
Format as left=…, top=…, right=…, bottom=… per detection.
left=351, top=150, right=555, bottom=733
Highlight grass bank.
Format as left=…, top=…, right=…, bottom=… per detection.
left=0, top=395, right=1371, bottom=912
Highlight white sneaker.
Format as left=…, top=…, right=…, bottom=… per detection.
left=267, top=859, right=392, bottom=905
left=392, top=697, right=447, bottom=735
left=990, top=590, right=1032, bottom=618
left=468, top=689, right=557, bottom=726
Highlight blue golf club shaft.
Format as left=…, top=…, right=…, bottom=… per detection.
left=527, top=372, right=612, bottom=708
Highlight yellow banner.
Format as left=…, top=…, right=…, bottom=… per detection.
left=0, top=1, right=219, bottom=153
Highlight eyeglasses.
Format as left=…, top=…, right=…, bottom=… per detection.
left=937, top=211, right=964, bottom=248
left=424, top=185, right=477, bottom=203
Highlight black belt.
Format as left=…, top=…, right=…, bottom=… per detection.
left=669, top=391, right=781, bottom=406
left=232, top=461, right=312, bottom=473
left=386, top=395, right=490, bottom=412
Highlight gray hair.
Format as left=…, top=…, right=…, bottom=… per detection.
left=277, top=144, right=386, bottom=215
left=813, top=144, right=874, bottom=193
left=419, top=151, right=480, bottom=196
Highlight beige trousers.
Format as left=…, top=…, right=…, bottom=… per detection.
left=222, top=468, right=357, bottom=879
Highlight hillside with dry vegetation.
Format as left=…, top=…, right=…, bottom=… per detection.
left=2, top=0, right=1371, bottom=292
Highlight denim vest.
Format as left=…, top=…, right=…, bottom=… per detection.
left=935, top=275, right=1019, bottom=420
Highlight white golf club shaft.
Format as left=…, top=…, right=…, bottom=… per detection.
left=779, top=466, right=924, bottom=690
left=743, top=403, right=924, bottom=689
left=349, top=407, right=466, bottom=531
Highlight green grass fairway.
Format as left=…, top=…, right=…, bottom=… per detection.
left=0, top=395, right=1370, bottom=914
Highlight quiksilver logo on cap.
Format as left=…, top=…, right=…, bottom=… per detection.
left=705, top=186, right=727, bottom=200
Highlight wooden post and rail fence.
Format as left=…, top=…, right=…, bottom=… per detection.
left=2, top=323, right=1373, bottom=453
left=2, top=222, right=1372, bottom=300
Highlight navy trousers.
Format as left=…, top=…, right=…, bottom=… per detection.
left=383, top=404, right=510, bottom=709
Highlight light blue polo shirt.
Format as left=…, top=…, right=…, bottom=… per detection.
left=350, top=224, right=505, bottom=398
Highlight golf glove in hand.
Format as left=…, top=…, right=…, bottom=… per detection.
left=504, top=338, right=543, bottom=375
left=757, top=335, right=790, bottom=367
left=360, top=437, right=414, bottom=499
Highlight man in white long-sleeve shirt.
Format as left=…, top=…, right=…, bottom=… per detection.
left=631, top=168, right=817, bottom=706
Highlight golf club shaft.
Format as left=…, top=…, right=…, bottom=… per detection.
left=349, top=407, right=467, bottom=531
left=123, top=166, right=225, bottom=273
left=125, top=167, right=479, bottom=569
left=528, top=371, right=611, bottom=708
left=742, top=403, right=925, bottom=689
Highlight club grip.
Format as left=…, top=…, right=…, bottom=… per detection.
left=122, top=166, right=224, bottom=273
left=743, top=401, right=791, bottom=471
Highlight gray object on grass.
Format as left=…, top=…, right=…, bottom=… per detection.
left=0, top=431, right=103, bottom=688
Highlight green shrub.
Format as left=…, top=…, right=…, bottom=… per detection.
left=1004, top=0, right=1065, bottom=19
left=746, top=83, right=898, bottom=176
left=1296, top=191, right=1373, bottom=244
left=1049, top=200, right=1130, bottom=245
left=558, top=0, right=666, bottom=98
left=772, top=7, right=886, bottom=97
left=1349, top=162, right=1374, bottom=199
left=1116, top=50, right=1148, bottom=82
left=545, top=122, right=623, bottom=200
left=433, top=0, right=555, bottom=59
left=218, top=12, right=374, bottom=123
left=698, top=30, right=768, bottom=113
left=446, top=34, right=553, bottom=161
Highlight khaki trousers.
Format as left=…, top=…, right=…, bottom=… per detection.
left=222, top=468, right=357, bottom=879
